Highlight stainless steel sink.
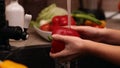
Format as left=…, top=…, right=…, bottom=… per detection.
left=0, top=44, right=119, bottom=68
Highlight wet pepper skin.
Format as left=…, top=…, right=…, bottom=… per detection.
left=51, top=27, right=80, bottom=53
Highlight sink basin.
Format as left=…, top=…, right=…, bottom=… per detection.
left=0, top=45, right=55, bottom=68
left=0, top=44, right=119, bottom=68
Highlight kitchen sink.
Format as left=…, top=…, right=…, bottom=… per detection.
left=0, top=45, right=55, bottom=68
left=0, top=44, right=119, bottom=68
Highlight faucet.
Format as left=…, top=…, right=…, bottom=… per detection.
left=0, top=0, right=31, bottom=51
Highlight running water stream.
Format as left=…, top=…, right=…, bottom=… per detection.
left=65, top=0, right=71, bottom=68
left=67, top=0, right=71, bottom=28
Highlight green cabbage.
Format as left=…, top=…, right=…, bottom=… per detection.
left=36, top=4, right=68, bottom=23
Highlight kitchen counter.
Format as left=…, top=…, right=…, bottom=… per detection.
left=10, top=27, right=51, bottom=47
left=10, top=19, right=120, bottom=47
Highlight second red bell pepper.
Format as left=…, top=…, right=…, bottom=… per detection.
left=52, top=15, right=76, bottom=26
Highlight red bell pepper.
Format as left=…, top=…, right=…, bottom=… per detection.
left=51, top=26, right=80, bottom=53
left=52, top=15, right=76, bottom=26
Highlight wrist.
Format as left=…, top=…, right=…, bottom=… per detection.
left=82, top=39, right=102, bottom=55
left=100, top=28, right=120, bottom=44
left=81, top=39, right=95, bottom=54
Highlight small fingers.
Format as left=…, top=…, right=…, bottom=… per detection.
left=52, top=34, right=78, bottom=43
left=50, top=52, right=79, bottom=63
left=50, top=50, right=69, bottom=59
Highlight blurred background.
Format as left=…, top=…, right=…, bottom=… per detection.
left=5, top=0, right=120, bottom=20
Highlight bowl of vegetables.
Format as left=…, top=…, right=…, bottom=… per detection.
left=32, top=4, right=106, bottom=41
left=32, top=3, right=68, bottom=41
left=33, top=23, right=52, bottom=41
left=33, top=14, right=77, bottom=41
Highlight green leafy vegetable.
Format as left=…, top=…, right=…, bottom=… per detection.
left=36, top=3, right=68, bottom=23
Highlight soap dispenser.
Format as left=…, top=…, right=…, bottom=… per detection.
left=0, top=0, right=32, bottom=50
left=5, top=0, right=24, bottom=30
